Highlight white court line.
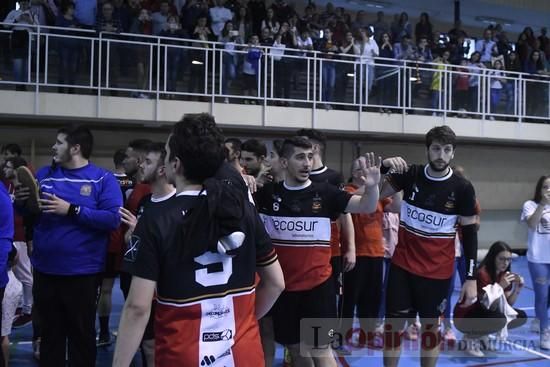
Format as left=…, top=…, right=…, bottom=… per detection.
left=496, top=333, right=550, bottom=360
left=518, top=307, right=535, bottom=310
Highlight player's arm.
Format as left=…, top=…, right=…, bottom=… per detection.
left=457, top=214, right=479, bottom=306
left=345, top=153, right=381, bottom=214
left=339, top=213, right=356, bottom=272
left=379, top=156, right=408, bottom=199
left=113, top=276, right=156, bottom=367
left=255, top=253, right=285, bottom=319
left=383, top=192, right=402, bottom=213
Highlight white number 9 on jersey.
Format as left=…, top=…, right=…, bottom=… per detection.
left=194, top=252, right=233, bottom=287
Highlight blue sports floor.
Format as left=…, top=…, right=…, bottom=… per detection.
left=7, top=256, right=549, bottom=366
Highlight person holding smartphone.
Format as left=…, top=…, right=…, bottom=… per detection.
left=453, top=241, right=527, bottom=357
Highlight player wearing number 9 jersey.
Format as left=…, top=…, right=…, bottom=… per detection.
left=113, top=114, right=285, bottom=367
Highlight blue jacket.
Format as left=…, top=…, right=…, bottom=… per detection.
left=0, top=184, right=14, bottom=287
left=32, top=163, right=122, bottom=275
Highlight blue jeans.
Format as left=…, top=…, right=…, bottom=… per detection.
left=222, top=55, right=236, bottom=95
left=528, top=261, right=550, bottom=331
left=322, top=62, right=336, bottom=102
left=166, top=49, right=182, bottom=92
left=491, top=88, right=501, bottom=114
left=12, top=57, right=28, bottom=83
left=504, top=82, right=515, bottom=115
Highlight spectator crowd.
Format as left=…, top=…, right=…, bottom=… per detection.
left=1, top=0, right=550, bottom=117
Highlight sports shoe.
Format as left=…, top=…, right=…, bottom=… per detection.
left=404, top=322, right=420, bottom=341
left=531, top=318, right=540, bottom=333
left=16, top=166, right=40, bottom=214
left=464, top=336, right=485, bottom=357
left=97, top=333, right=112, bottom=347
left=479, top=335, right=496, bottom=352
left=443, top=327, right=457, bottom=346
left=541, top=328, right=550, bottom=350
left=12, top=313, right=32, bottom=329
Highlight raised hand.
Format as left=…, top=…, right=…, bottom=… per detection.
left=357, top=152, right=382, bottom=188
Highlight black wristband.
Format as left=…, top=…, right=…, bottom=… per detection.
left=68, top=204, right=80, bottom=217
left=380, top=163, right=390, bottom=175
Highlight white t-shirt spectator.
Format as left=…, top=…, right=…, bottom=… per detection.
left=296, top=35, right=313, bottom=56
left=354, top=39, right=379, bottom=65
left=475, top=39, right=495, bottom=63
left=521, top=200, right=550, bottom=263
left=209, top=5, right=233, bottom=37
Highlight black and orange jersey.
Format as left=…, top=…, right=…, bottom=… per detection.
left=123, top=191, right=276, bottom=367
left=309, top=165, right=345, bottom=257
left=256, top=180, right=351, bottom=291
left=386, top=164, right=477, bottom=279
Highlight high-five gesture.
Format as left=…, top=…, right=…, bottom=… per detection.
left=345, top=153, right=381, bottom=214
left=357, top=152, right=382, bottom=188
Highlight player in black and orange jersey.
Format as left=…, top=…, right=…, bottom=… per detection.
left=113, top=113, right=284, bottom=367
left=296, top=129, right=356, bottom=327
left=379, top=126, right=479, bottom=367
left=256, top=137, right=381, bottom=367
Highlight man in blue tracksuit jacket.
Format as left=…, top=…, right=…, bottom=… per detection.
left=18, top=125, right=122, bottom=367
left=0, top=182, right=14, bottom=367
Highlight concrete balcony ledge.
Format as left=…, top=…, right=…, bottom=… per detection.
left=1, top=90, right=549, bottom=146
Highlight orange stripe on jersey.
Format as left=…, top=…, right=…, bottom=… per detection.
left=154, top=291, right=264, bottom=367
left=274, top=245, right=332, bottom=291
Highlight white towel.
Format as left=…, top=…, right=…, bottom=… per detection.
left=481, top=283, right=518, bottom=339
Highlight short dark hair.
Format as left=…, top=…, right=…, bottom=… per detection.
left=478, top=241, right=513, bottom=283
left=57, top=125, right=94, bottom=159
left=281, top=136, right=313, bottom=159
left=241, top=139, right=267, bottom=159
left=1, top=143, right=22, bottom=156
left=425, top=125, right=456, bottom=149
left=5, top=156, right=27, bottom=169
left=146, top=142, right=167, bottom=163
left=272, top=139, right=284, bottom=157
left=128, top=138, right=153, bottom=153
left=113, top=148, right=126, bottom=167
left=168, top=113, right=225, bottom=183
left=533, top=175, right=550, bottom=204
left=296, top=128, right=326, bottom=152
left=224, top=138, right=242, bottom=152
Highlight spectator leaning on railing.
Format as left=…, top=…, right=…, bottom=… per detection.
left=3, top=0, right=39, bottom=91
left=129, top=8, right=153, bottom=98
left=475, top=28, right=496, bottom=65
left=55, top=1, right=81, bottom=93
left=218, top=20, right=240, bottom=100
left=233, top=6, right=252, bottom=44
left=151, top=0, right=169, bottom=36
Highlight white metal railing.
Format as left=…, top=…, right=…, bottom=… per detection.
left=1, top=22, right=549, bottom=124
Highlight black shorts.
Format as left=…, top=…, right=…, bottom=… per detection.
left=385, top=263, right=451, bottom=320
left=272, top=277, right=336, bottom=346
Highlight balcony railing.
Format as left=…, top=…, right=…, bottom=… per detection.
left=1, top=23, right=549, bottom=124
